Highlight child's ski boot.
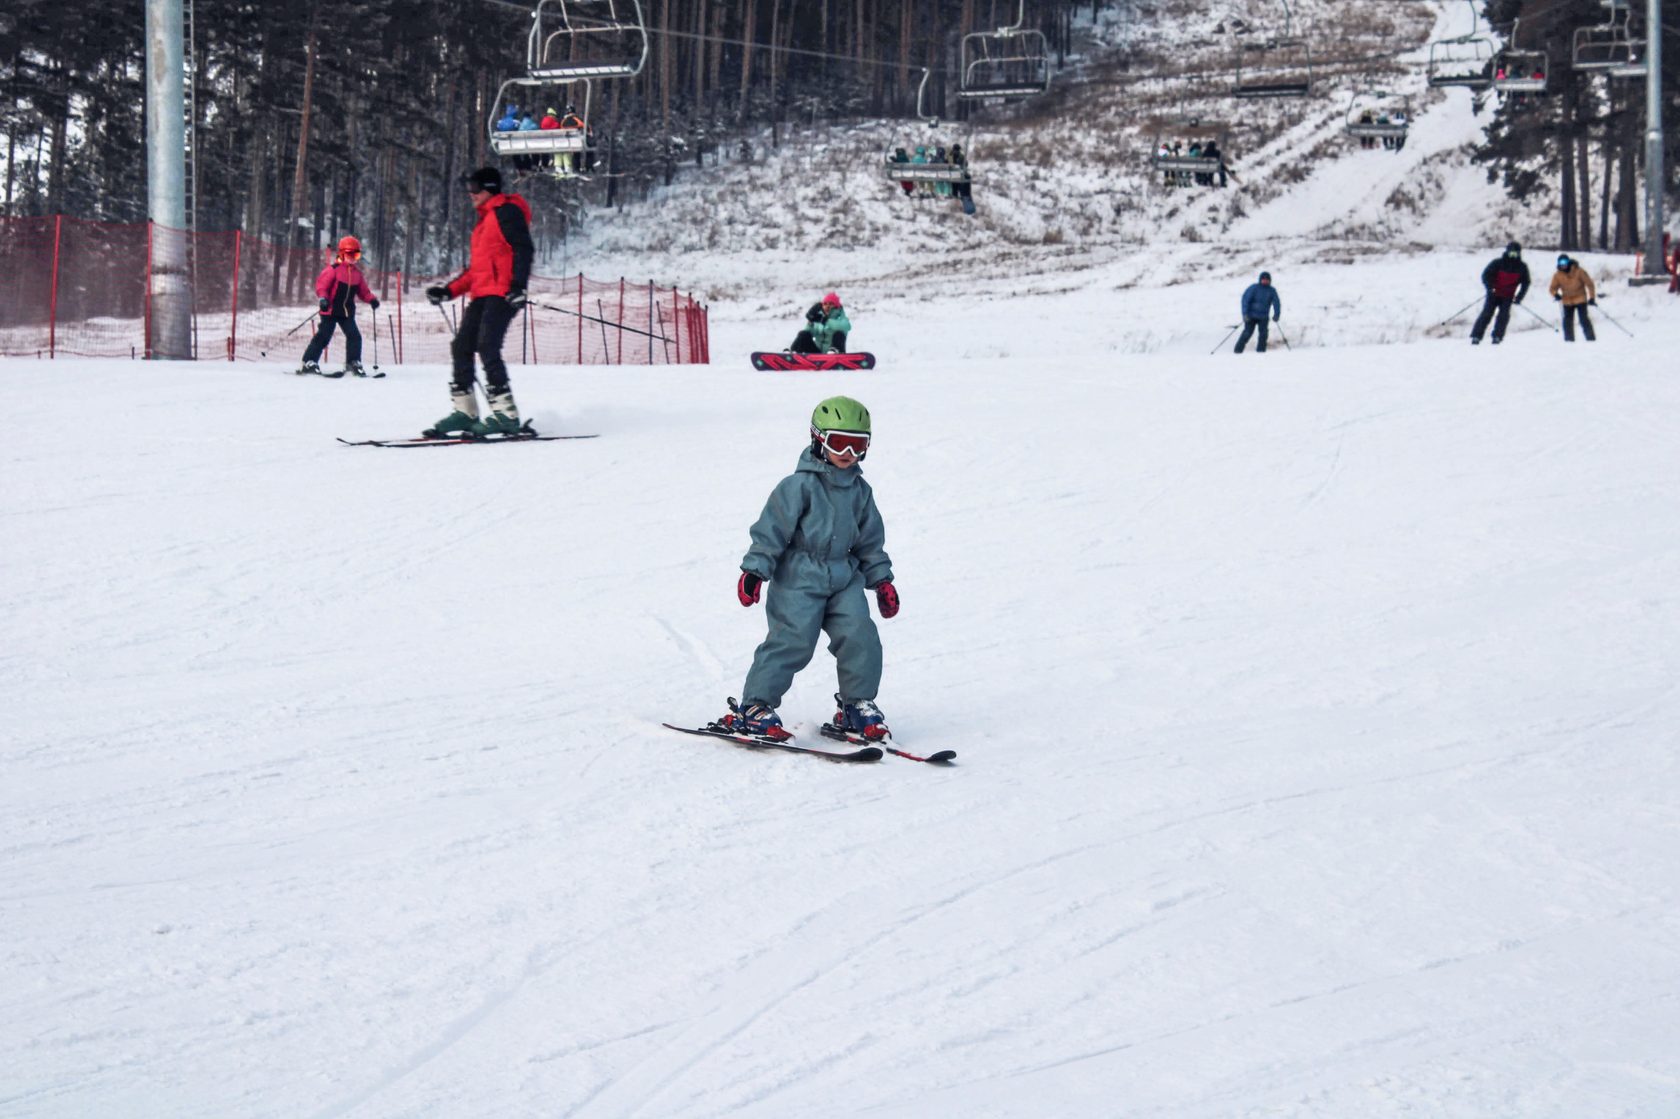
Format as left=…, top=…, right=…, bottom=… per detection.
left=716, top=698, right=792, bottom=742
left=829, top=693, right=890, bottom=743
left=297, top=360, right=324, bottom=377
left=345, top=360, right=366, bottom=378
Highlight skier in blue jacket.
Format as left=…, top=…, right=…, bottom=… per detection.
left=719, top=396, right=900, bottom=744
left=1234, top=271, right=1282, bottom=353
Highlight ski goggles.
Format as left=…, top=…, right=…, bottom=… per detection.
left=816, top=429, right=870, bottom=458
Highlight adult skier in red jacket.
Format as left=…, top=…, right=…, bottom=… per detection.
left=423, top=166, right=535, bottom=437
left=1470, top=241, right=1532, bottom=345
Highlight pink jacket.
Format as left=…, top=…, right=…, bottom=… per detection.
left=314, top=262, right=377, bottom=315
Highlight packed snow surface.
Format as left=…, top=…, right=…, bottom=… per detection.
left=5, top=253, right=1679, bottom=1117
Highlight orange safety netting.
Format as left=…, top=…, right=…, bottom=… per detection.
left=0, top=215, right=709, bottom=365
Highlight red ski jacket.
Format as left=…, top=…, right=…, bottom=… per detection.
left=314, top=262, right=377, bottom=316
left=446, top=192, right=534, bottom=300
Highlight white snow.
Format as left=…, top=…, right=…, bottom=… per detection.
left=5, top=8, right=1680, bottom=1116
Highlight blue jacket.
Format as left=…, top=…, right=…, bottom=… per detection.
left=742, top=448, right=893, bottom=594
left=1241, top=283, right=1281, bottom=322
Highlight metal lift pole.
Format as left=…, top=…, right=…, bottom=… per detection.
left=1633, top=0, right=1666, bottom=284
left=145, top=0, right=193, bottom=356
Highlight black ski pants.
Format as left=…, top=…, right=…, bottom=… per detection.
left=1234, top=316, right=1269, bottom=353
left=451, top=295, right=519, bottom=392
left=1471, top=294, right=1514, bottom=343
left=302, top=312, right=362, bottom=365
left=792, top=329, right=847, bottom=354
left=1561, top=304, right=1595, bottom=342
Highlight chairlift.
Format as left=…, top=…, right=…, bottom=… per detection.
left=1230, top=0, right=1312, bottom=98
left=957, top=0, right=1051, bottom=100
left=524, top=0, right=648, bottom=81
left=1149, top=113, right=1230, bottom=188
left=1572, top=0, right=1647, bottom=78
left=884, top=70, right=973, bottom=186
left=1345, top=87, right=1410, bottom=147
left=1490, top=20, right=1549, bottom=95
left=1426, top=0, right=1495, bottom=89
left=488, top=79, right=597, bottom=177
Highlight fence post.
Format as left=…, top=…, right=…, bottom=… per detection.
left=229, top=228, right=242, bottom=360
left=396, top=272, right=404, bottom=365
left=672, top=286, right=681, bottom=363
left=144, top=220, right=154, bottom=359
left=576, top=271, right=584, bottom=364
left=48, top=215, right=63, bottom=359
left=616, top=277, right=625, bottom=364
left=647, top=280, right=654, bottom=364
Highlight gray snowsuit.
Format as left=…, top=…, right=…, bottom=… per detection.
left=740, top=447, right=894, bottom=709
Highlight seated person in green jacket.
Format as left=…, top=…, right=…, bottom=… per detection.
left=790, top=292, right=851, bottom=354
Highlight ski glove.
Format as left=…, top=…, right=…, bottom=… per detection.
left=505, top=288, right=529, bottom=310
left=874, top=580, right=900, bottom=619
left=1588, top=298, right=1597, bottom=306
left=1272, top=314, right=1280, bottom=322
left=425, top=284, right=450, bottom=306
left=806, top=305, right=824, bottom=323
left=319, top=298, right=331, bottom=313
left=369, top=298, right=380, bottom=311
left=737, top=572, right=763, bottom=607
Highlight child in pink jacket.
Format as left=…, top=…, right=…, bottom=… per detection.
left=298, top=236, right=381, bottom=377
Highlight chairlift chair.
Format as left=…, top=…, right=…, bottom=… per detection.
left=1150, top=118, right=1230, bottom=182
left=1426, top=0, right=1495, bottom=89
left=957, top=0, right=1051, bottom=100
left=1490, top=22, right=1549, bottom=95
left=884, top=70, right=973, bottom=185
left=489, top=78, right=596, bottom=175
left=1345, top=88, right=1409, bottom=143
left=1572, top=0, right=1647, bottom=78
left=1230, top=0, right=1312, bottom=98
left=525, top=0, right=648, bottom=81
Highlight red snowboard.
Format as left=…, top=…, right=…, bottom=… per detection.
left=751, top=351, right=876, bottom=371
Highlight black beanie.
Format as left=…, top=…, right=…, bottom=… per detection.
left=1259, top=271, right=1272, bottom=282
left=462, top=166, right=503, bottom=193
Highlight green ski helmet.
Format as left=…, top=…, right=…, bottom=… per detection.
left=810, top=395, right=872, bottom=461
left=811, top=395, right=871, bottom=434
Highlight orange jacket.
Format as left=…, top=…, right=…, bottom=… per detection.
left=1548, top=264, right=1596, bottom=306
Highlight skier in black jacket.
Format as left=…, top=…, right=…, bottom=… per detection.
left=1470, top=241, right=1532, bottom=345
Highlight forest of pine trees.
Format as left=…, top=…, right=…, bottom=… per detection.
left=2, top=0, right=1673, bottom=264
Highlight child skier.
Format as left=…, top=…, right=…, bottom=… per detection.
left=298, top=236, right=381, bottom=377
left=720, top=396, right=900, bottom=744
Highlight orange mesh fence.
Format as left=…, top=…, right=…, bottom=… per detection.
left=0, top=216, right=709, bottom=365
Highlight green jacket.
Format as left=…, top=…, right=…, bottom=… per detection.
left=801, top=304, right=852, bottom=349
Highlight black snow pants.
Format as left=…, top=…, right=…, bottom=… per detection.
left=1234, top=316, right=1269, bottom=353
left=1471, top=294, right=1514, bottom=343
left=302, top=312, right=362, bottom=365
left=1561, top=304, right=1595, bottom=342
left=451, top=296, right=519, bottom=392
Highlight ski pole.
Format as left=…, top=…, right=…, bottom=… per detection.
left=1516, top=300, right=1560, bottom=332
left=1273, top=321, right=1291, bottom=349
left=1436, top=294, right=1483, bottom=328
left=434, top=300, right=457, bottom=337
left=1588, top=302, right=1634, bottom=337
left=530, top=299, right=673, bottom=345
left=1210, top=323, right=1241, bottom=354
left=371, top=304, right=381, bottom=371
left=259, top=311, right=319, bottom=357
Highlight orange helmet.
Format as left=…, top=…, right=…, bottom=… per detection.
left=337, top=235, right=362, bottom=260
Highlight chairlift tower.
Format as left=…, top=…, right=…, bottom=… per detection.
left=1632, top=0, right=1666, bottom=284
left=145, top=0, right=192, bottom=358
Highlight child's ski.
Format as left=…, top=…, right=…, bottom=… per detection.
left=819, top=723, right=955, bottom=765
left=337, top=433, right=598, bottom=448
left=664, top=723, right=883, bottom=763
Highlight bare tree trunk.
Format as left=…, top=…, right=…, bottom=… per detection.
left=1576, top=132, right=1591, bottom=250
left=737, top=0, right=757, bottom=122
left=289, top=26, right=318, bottom=250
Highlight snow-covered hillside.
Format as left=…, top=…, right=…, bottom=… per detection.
left=6, top=3, right=1680, bottom=1116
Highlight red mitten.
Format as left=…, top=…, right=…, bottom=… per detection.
left=874, top=581, right=900, bottom=618
left=737, top=572, right=763, bottom=607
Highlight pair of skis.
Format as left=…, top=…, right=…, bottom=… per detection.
left=664, top=722, right=955, bottom=766
left=338, top=431, right=598, bottom=448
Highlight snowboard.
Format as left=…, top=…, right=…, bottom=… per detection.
left=751, top=351, right=876, bottom=372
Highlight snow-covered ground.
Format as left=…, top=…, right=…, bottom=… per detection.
left=6, top=261, right=1679, bottom=1117
left=6, top=3, right=1680, bottom=1114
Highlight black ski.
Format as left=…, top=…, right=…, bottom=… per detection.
left=664, top=723, right=883, bottom=763
left=819, top=723, right=956, bottom=765
left=338, top=433, right=599, bottom=448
